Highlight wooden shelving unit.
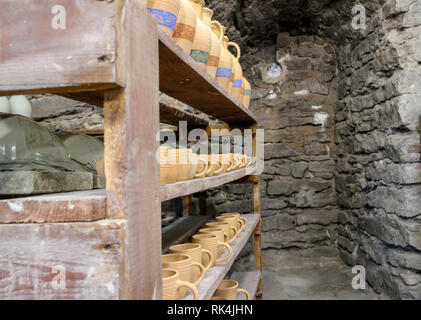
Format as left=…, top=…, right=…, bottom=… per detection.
left=0, top=0, right=262, bottom=300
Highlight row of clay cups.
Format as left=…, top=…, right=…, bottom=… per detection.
left=160, top=147, right=255, bottom=185
left=162, top=213, right=247, bottom=300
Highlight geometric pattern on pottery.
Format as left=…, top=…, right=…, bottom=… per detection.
left=208, top=55, right=220, bottom=67
left=148, top=8, right=177, bottom=32
left=191, top=49, right=210, bottom=64
left=245, top=89, right=252, bottom=96
left=173, top=23, right=196, bottom=41
left=216, top=67, right=232, bottom=79
left=233, top=79, right=242, bottom=88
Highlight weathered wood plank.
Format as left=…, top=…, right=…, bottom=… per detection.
left=158, top=29, right=257, bottom=125
left=230, top=271, right=261, bottom=300
left=104, top=0, right=161, bottom=299
left=161, top=166, right=258, bottom=202
left=162, top=216, right=210, bottom=253
left=184, top=214, right=260, bottom=300
left=0, top=0, right=119, bottom=94
left=0, top=189, right=106, bottom=223
left=0, top=219, right=126, bottom=300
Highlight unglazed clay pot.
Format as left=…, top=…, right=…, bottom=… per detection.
left=215, top=215, right=240, bottom=235
left=169, top=243, right=213, bottom=272
left=162, top=268, right=198, bottom=300
left=198, top=227, right=228, bottom=256
left=228, top=41, right=243, bottom=100
left=172, top=0, right=196, bottom=53
left=242, top=77, right=251, bottom=109
left=214, top=279, right=250, bottom=300
left=216, top=32, right=233, bottom=90
left=162, top=254, right=205, bottom=299
left=220, top=213, right=247, bottom=233
left=147, top=0, right=180, bottom=35
left=202, top=8, right=222, bottom=78
left=189, top=0, right=212, bottom=69
left=204, top=221, right=238, bottom=243
left=192, top=234, right=231, bottom=267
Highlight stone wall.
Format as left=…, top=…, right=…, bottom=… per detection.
left=335, top=1, right=421, bottom=299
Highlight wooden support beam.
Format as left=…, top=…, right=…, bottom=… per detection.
left=104, top=1, right=161, bottom=299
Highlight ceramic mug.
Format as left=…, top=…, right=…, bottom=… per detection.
left=169, top=243, right=213, bottom=273
left=162, top=268, right=198, bottom=300
left=197, top=227, right=229, bottom=256
left=204, top=222, right=238, bottom=243
left=215, top=215, right=241, bottom=235
left=214, top=279, right=250, bottom=300
left=162, top=254, right=205, bottom=298
left=191, top=234, right=231, bottom=267
left=220, top=213, right=247, bottom=232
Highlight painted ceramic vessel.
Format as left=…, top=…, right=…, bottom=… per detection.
left=216, top=33, right=234, bottom=91
left=147, top=0, right=180, bottom=35
left=202, top=9, right=222, bottom=78
left=214, top=279, right=250, bottom=300
left=242, top=77, right=251, bottom=109
left=189, top=0, right=212, bottom=69
left=228, top=41, right=243, bottom=100
left=172, top=0, right=196, bottom=53
left=162, top=268, right=198, bottom=300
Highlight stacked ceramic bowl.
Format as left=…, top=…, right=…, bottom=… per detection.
left=147, top=0, right=252, bottom=108
left=162, top=213, right=248, bottom=300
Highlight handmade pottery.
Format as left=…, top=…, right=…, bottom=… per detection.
left=215, top=215, right=240, bottom=235
left=189, top=0, right=212, bottom=69
left=172, top=0, right=197, bottom=53
left=242, top=77, right=251, bottom=109
left=202, top=8, right=222, bottom=78
left=220, top=213, right=247, bottom=232
left=198, top=227, right=229, bottom=256
left=189, top=153, right=208, bottom=179
left=192, top=234, right=231, bottom=267
left=204, top=222, right=238, bottom=243
left=162, top=254, right=205, bottom=298
left=239, top=77, right=245, bottom=105
left=162, top=268, right=198, bottom=300
left=228, top=41, right=243, bottom=100
left=214, top=279, right=250, bottom=300
left=169, top=243, right=213, bottom=273
left=147, top=0, right=181, bottom=35
left=215, top=26, right=233, bottom=90
left=226, top=36, right=235, bottom=93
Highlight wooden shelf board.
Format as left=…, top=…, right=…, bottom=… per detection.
left=161, top=166, right=257, bottom=202
left=162, top=215, right=210, bottom=253
left=184, top=214, right=260, bottom=300
left=158, top=29, right=257, bottom=126
left=230, top=271, right=261, bottom=300
left=0, top=167, right=256, bottom=223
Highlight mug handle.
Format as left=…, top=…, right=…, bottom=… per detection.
left=216, top=242, right=232, bottom=263
left=237, top=288, right=250, bottom=300
left=194, top=158, right=208, bottom=178
left=227, top=227, right=238, bottom=243
left=228, top=42, right=241, bottom=60
left=213, top=159, right=224, bottom=175
left=191, top=262, right=206, bottom=285
left=238, top=217, right=247, bottom=232
left=201, top=248, right=213, bottom=271
left=176, top=280, right=198, bottom=300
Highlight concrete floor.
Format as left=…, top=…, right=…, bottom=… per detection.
left=261, top=247, right=387, bottom=300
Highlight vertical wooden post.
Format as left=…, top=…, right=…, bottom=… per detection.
left=104, top=1, right=161, bottom=299
left=251, top=123, right=263, bottom=299
left=183, top=196, right=193, bottom=216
